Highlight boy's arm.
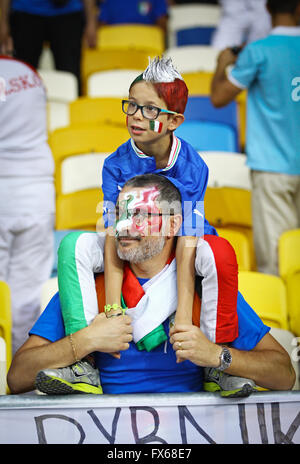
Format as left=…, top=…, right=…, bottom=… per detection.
left=7, top=312, right=133, bottom=394
left=104, top=230, right=124, bottom=308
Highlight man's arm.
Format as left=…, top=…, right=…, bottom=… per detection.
left=211, top=48, right=242, bottom=108
left=170, top=325, right=296, bottom=391
left=7, top=312, right=133, bottom=394
left=82, top=0, right=98, bottom=48
left=0, top=0, right=13, bottom=54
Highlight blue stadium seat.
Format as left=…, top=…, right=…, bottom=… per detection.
left=183, top=96, right=239, bottom=151
left=177, top=26, right=216, bottom=46
left=175, top=120, right=237, bottom=152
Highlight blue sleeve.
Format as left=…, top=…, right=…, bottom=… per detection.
left=99, top=0, right=109, bottom=22
left=231, top=291, right=270, bottom=351
left=229, top=44, right=261, bottom=89
left=29, top=292, right=65, bottom=342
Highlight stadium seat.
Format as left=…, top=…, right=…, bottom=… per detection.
left=168, top=4, right=220, bottom=47
left=97, top=24, right=165, bottom=56
left=38, top=69, right=78, bottom=102
left=269, top=327, right=299, bottom=390
left=181, top=72, right=247, bottom=150
left=49, top=125, right=128, bottom=230
left=41, top=277, right=58, bottom=313
left=46, top=101, right=70, bottom=132
left=175, top=120, right=237, bottom=152
left=87, top=69, right=142, bottom=98
left=0, top=281, right=12, bottom=371
left=0, top=337, right=7, bottom=394
left=69, top=97, right=126, bottom=127
left=200, top=152, right=250, bottom=189
left=217, top=228, right=251, bottom=271
left=278, top=229, right=300, bottom=337
left=184, top=96, right=239, bottom=150
left=165, top=46, right=219, bottom=73
left=238, top=271, right=289, bottom=330
left=81, top=48, right=149, bottom=95
left=198, top=151, right=254, bottom=267
left=278, top=229, right=300, bottom=281
left=38, top=70, right=78, bottom=132
left=284, top=272, right=300, bottom=337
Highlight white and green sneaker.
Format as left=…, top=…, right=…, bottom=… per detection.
left=204, top=367, right=259, bottom=398
left=35, top=360, right=103, bottom=395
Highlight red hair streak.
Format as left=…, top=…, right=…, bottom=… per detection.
left=154, top=78, right=188, bottom=114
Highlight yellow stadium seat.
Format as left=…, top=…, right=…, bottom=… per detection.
left=69, top=97, right=126, bottom=127
left=0, top=281, right=12, bottom=371
left=81, top=48, right=149, bottom=95
left=238, top=271, right=289, bottom=330
left=97, top=24, right=165, bottom=56
left=285, top=272, right=300, bottom=337
left=278, top=229, right=300, bottom=337
left=49, top=125, right=128, bottom=230
left=217, top=228, right=251, bottom=271
left=278, top=228, right=300, bottom=280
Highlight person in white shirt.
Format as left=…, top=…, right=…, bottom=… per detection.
left=0, top=55, right=55, bottom=354
left=212, top=0, right=272, bottom=49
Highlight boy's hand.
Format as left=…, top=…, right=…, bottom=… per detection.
left=169, top=324, right=221, bottom=367
left=87, top=313, right=133, bottom=356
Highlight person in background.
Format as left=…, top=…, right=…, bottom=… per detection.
left=0, top=54, right=55, bottom=354
left=211, top=0, right=271, bottom=49
left=210, top=0, right=300, bottom=275
left=98, top=0, right=169, bottom=35
left=0, top=0, right=98, bottom=94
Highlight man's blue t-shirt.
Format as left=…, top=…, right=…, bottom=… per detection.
left=11, top=0, right=83, bottom=16
left=30, top=290, right=270, bottom=394
left=99, top=0, right=168, bottom=25
left=229, top=27, right=300, bottom=175
left=102, top=136, right=217, bottom=237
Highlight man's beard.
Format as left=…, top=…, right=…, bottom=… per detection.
left=116, top=235, right=166, bottom=263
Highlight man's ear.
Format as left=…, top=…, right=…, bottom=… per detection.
left=167, top=113, right=185, bottom=131
left=168, top=213, right=183, bottom=237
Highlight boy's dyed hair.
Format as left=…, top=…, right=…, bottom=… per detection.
left=129, top=56, right=189, bottom=115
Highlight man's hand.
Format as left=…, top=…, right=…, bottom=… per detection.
left=217, top=47, right=239, bottom=68
left=169, top=323, right=221, bottom=366
left=86, top=312, right=133, bottom=356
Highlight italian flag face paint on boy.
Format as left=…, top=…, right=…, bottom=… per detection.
left=149, top=120, right=163, bottom=133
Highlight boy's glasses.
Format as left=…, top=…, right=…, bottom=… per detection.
left=122, top=100, right=177, bottom=120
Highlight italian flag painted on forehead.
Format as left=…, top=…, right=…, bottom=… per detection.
left=149, top=120, right=163, bottom=133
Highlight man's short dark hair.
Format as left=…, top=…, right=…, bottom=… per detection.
left=123, top=174, right=182, bottom=214
left=267, top=0, right=300, bottom=14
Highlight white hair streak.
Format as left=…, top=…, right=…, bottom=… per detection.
left=142, top=56, right=183, bottom=83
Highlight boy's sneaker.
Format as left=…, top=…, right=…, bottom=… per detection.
left=204, top=367, right=259, bottom=398
left=35, top=360, right=103, bottom=395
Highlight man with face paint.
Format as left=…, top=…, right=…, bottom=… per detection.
left=51, top=57, right=243, bottom=395
left=7, top=174, right=295, bottom=395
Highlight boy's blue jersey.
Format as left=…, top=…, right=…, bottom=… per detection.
left=102, top=135, right=217, bottom=236
left=30, top=290, right=270, bottom=394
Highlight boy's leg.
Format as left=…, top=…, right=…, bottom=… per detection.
left=195, top=235, right=257, bottom=397
left=37, top=232, right=106, bottom=395
left=58, top=231, right=105, bottom=335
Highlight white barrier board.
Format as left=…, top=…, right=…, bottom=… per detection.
left=0, top=392, right=299, bottom=445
